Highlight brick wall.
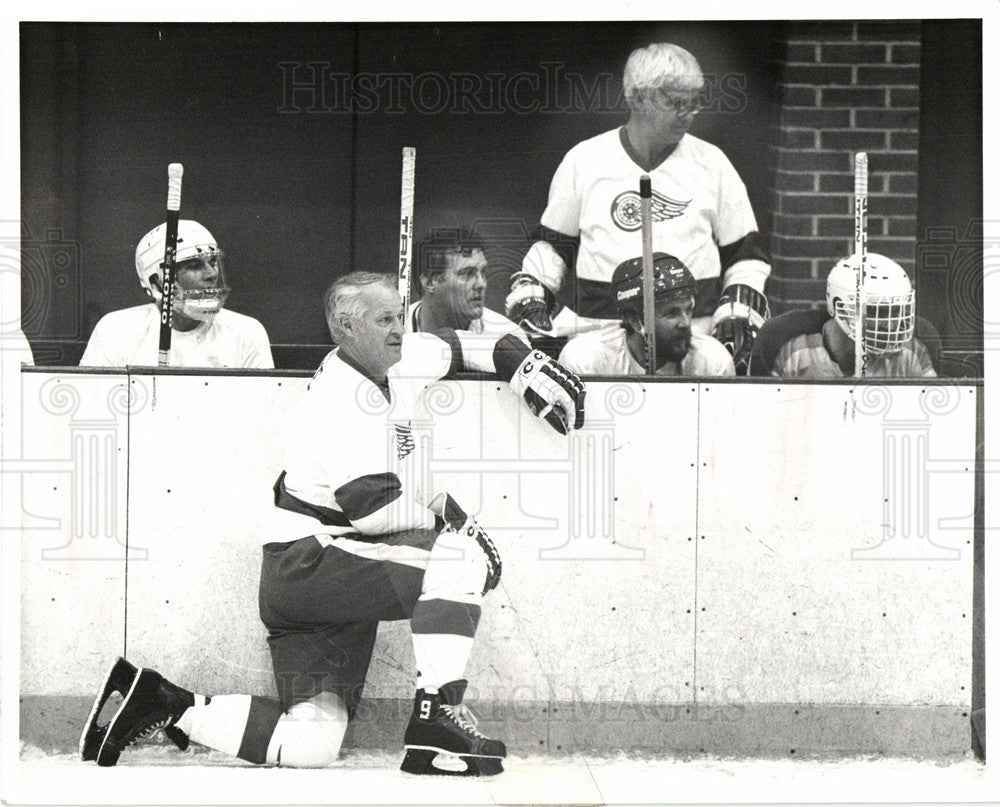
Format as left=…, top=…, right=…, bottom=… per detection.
left=768, top=21, right=921, bottom=314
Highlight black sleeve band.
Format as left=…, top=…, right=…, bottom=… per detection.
left=273, top=471, right=352, bottom=527
left=334, top=473, right=403, bottom=520
left=718, top=230, right=770, bottom=272
left=534, top=224, right=581, bottom=309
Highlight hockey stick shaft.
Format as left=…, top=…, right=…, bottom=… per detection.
left=853, top=152, right=868, bottom=378
left=399, top=147, right=416, bottom=315
left=639, top=175, right=656, bottom=375
left=158, top=163, right=184, bottom=367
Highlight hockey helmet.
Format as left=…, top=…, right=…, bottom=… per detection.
left=612, top=252, right=695, bottom=315
left=826, top=253, right=914, bottom=355
left=135, top=220, right=230, bottom=321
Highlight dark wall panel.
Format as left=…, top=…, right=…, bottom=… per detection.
left=917, top=19, right=984, bottom=377
left=21, top=21, right=781, bottom=366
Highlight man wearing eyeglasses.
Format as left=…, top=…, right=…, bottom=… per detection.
left=511, top=42, right=771, bottom=374
left=80, top=219, right=273, bottom=368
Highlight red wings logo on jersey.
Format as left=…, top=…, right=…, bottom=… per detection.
left=610, top=189, right=690, bottom=231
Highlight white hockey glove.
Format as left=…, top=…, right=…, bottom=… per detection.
left=492, top=335, right=585, bottom=434
left=711, top=284, right=770, bottom=376
left=429, top=493, right=502, bottom=595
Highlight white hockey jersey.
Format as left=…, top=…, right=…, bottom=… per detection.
left=271, top=332, right=459, bottom=544
left=558, top=326, right=735, bottom=377
left=541, top=128, right=769, bottom=320
left=80, top=303, right=273, bottom=368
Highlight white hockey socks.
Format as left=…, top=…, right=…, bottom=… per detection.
left=411, top=530, right=486, bottom=692
left=175, top=694, right=283, bottom=764
left=174, top=692, right=348, bottom=768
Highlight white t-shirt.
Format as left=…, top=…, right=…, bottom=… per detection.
left=558, top=325, right=735, bottom=377
left=80, top=304, right=273, bottom=368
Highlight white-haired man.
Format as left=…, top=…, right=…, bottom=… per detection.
left=748, top=253, right=937, bottom=378
left=512, top=42, right=770, bottom=374
left=80, top=219, right=273, bottom=367
left=81, top=272, right=585, bottom=776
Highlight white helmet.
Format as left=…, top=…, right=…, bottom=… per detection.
left=826, top=253, right=915, bottom=355
left=135, top=220, right=230, bottom=321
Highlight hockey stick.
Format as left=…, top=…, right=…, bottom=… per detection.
left=639, top=174, right=656, bottom=375
left=853, top=152, right=868, bottom=378
left=399, top=147, right=416, bottom=315
left=158, top=163, right=184, bottom=367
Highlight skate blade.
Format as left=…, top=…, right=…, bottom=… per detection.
left=400, top=747, right=504, bottom=777
left=79, top=658, right=131, bottom=761
left=95, top=666, right=147, bottom=767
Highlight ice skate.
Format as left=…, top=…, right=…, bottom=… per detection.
left=96, top=667, right=195, bottom=767
left=79, top=658, right=189, bottom=762
left=400, top=679, right=505, bottom=776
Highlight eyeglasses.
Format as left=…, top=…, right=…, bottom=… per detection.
left=653, top=91, right=702, bottom=118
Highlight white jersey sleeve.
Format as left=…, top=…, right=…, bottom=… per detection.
left=714, top=158, right=770, bottom=293
left=682, top=333, right=737, bottom=376
left=241, top=317, right=275, bottom=368
left=540, top=147, right=583, bottom=238
left=80, top=305, right=160, bottom=367
left=557, top=328, right=628, bottom=375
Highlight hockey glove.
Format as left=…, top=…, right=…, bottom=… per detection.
left=711, top=284, right=770, bottom=376
left=505, top=272, right=556, bottom=336
left=492, top=335, right=585, bottom=434
left=429, top=493, right=501, bottom=595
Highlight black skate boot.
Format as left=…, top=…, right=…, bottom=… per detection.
left=80, top=658, right=189, bottom=762
left=400, top=679, right=506, bottom=776
left=96, top=667, right=195, bottom=767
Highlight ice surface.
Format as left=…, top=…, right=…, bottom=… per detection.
left=7, top=742, right=992, bottom=806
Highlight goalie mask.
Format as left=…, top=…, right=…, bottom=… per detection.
left=611, top=252, right=695, bottom=317
left=826, top=253, right=915, bottom=355
left=135, top=220, right=231, bottom=322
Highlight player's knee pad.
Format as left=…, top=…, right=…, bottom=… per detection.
left=421, top=530, right=487, bottom=603
left=266, top=692, right=348, bottom=768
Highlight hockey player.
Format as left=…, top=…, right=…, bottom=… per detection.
left=521, top=42, right=770, bottom=373
left=558, top=253, right=735, bottom=376
left=748, top=253, right=937, bottom=378
left=82, top=271, right=585, bottom=775
left=80, top=220, right=273, bottom=368
left=409, top=230, right=527, bottom=342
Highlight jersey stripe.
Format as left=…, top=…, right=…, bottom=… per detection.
left=314, top=534, right=432, bottom=570
left=718, top=230, right=769, bottom=271
left=235, top=696, right=284, bottom=765
left=273, top=471, right=351, bottom=527
left=334, top=473, right=404, bottom=521
left=411, top=598, right=482, bottom=638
